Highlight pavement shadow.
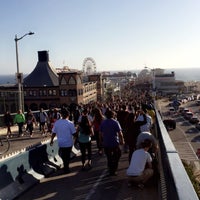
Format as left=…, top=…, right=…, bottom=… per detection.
left=185, top=127, right=199, bottom=134
left=191, top=135, right=200, bottom=142
left=0, top=164, right=13, bottom=189
left=28, top=144, right=59, bottom=177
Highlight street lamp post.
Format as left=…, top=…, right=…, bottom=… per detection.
left=15, top=31, right=34, bottom=111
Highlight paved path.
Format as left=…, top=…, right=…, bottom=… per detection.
left=15, top=142, right=159, bottom=200
left=0, top=126, right=159, bottom=200
left=0, top=126, right=51, bottom=160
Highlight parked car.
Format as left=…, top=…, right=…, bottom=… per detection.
left=179, top=107, right=185, bottom=114
left=189, top=116, right=199, bottom=124
left=169, top=107, right=175, bottom=115
left=163, top=119, right=176, bottom=131
left=196, top=122, right=200, bottom=130
left=196, top=100, right=200, bottom=105
left=184, top=111, right=193, bottom=120
left=182, top=108, right=190, bottom=116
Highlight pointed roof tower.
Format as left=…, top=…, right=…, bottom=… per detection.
left=24, top=51, right=58, bottom=87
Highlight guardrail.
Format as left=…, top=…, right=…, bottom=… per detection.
left=0, top=139, right=79, bottom=200
left=156, top=109, right=199, bottom=200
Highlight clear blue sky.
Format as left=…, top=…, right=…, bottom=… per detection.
left=1, top=0, right=200, bottom=75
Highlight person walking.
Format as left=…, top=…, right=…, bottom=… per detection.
left=26, top=109, right=36, bottom=137
left=38, top=108, right=48, bottom=136
left=78, top=114, right=94, bottom=170
left=100, top=109, right=125, bottom=176
left=4, top=111, right=13, bottom=138
left=136, top=105, right=152, bottom=133
left=123, top=110, right=147, bottom=163
left=14, top=110, right=25, bottom=137
left=73, top=106, right=81, bottom=126
left=50, top=108, right=77, bottom=174
left=117, top=104, right=130, bottom=153
left=126, top=139, right=154, bottom=189
left=92, top=107, right=104, bottom=155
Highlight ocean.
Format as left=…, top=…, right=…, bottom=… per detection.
left=0, top=68, right=200, bottom=84
left=166, top=68, right=200, bottom=82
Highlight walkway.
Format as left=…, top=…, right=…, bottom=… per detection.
left=15, top=141, right=159, bottom=200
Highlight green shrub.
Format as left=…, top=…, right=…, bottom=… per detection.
left=183, top=161, right=200, bottom=198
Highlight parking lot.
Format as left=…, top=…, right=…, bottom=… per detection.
left=158, top=98, right=200, bottom=160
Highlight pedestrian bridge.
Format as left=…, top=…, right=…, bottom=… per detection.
left=0, top=108, right=199, bottom=199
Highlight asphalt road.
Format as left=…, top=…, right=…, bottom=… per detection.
left=157, top=98, right=200, bottom=161
left=0, top=126, right=51, bottom=160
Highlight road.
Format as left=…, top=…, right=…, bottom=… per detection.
left=157, top=98, right=200, bottom=161
left=0, top=126, right=51, bottom=160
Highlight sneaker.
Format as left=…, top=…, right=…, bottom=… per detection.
left=82, top=164, right=86, bottom=171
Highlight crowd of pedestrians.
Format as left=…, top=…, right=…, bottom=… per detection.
left=3, top=87, right=159, bottom=189
left=48, top=87, right=158, bottom=189
left=3, top=107, right=61, bottom=138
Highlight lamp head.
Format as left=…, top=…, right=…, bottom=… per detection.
left=28, top=32, right=34, bottom=35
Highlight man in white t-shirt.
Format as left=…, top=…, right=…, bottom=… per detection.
left=126, top=139, right=153, bottom=188
left=50, top=108, right=77, bottom=174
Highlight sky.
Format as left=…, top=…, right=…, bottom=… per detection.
left=1, top=0, right=200, bottom=75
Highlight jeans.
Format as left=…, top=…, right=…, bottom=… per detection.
left=59, top=146, right=72, bottom=172
left=104, top=146, right=121, bottom=175
left=79, top=141, right=92, bottom=165
left=17, top=122, right=24, bottom=136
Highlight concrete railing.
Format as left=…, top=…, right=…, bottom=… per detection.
left=0, top=139, right=79, bottom=200
left=156, top=109, right=199, bottom=200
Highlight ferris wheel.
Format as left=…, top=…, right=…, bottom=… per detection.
left=82, top=57, right=96, bottom=75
